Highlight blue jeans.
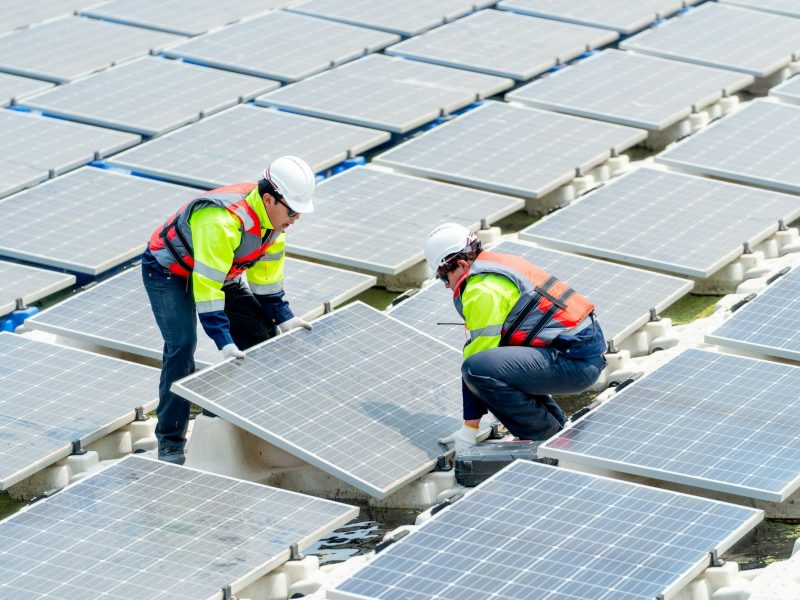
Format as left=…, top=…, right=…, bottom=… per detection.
left=142, top=260, right=275, bottom=451
left=461, top=346, right=606, bottom=440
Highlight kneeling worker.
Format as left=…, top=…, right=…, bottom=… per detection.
left=425, top=224, right=607, bottom=456
left=142, top=156, right=316, bottom=465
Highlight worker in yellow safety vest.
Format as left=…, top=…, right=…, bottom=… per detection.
left=142, top=156, right=316, bottom=465
left=424, top=223, right=607, bottom=456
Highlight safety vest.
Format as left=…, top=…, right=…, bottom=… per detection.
left=148, top=182, right=280, bottom=280
left=453, top=251, right=594, bottom=347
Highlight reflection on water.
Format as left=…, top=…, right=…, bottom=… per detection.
left=305, top=520, right=385, bottom=565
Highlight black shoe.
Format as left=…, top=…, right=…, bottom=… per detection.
left=158, top=446, right=185, bottom=465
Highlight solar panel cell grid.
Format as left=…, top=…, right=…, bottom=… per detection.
left=373, top=101, right=647, bottom=199
left=0, top=262, right=75, bottom=316
left=657, top=100, right=800, bottom=195
left=163, top=11, right=400, bottom=82
left=22, top=57, right=279, bottom=137
left=107, top=105, right=390, bottom=188
left=0, top=73, right=52, bottom=108
left=385, top=10, right=618, bottom=81
left=507, top=49, right=754, bottom=131
left=719, top=0, right=800, bottom=19
left=706, top=267, right=800, bottom=362
left=173, top=302, right=463, bottom=499
left=0, top=0, right=89, bottom=35
left=771, top=76, right=800, bottom=106
left=539, top=348, right=800, bottom=501
left=518, top=167, right=800, bottom=278
left=331, top=461, right=762, bottom=600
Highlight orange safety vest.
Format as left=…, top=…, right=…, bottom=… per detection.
left=148, top=182, right=280, bottom=279
left=453, top=251, right=594, bottom=347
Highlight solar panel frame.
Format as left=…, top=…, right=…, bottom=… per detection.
left=21, top=56, right=279, bottom=137
left=719, top=0, right=800, bottom=19
left=107, top=104, right=391, bottom=188
left=79, top=0, right=293, bottom=36
left=162, top=11, right=400, bottom=83
left=172, top=302, right=465, bottom=499
left=0, top=73, right=53, bottom=108
left=0, top=0, right=89, bottom=35
left=0, top=109, right=140, bottom=200
left=389, top=240, right=693, bottom=348
left=372, top=100, right=647, bottom=199
left=506, top=49, right=754, bottom=131
left=496, top=0, right=693, bottom=34
left=0, top=455, right=358, bottom=599
left=286, top=167, right=523, bottom=275
left=518, top=167, right=800, bottom=279
left=619, top=3, right=800, bottom=78
left=330, top=460, right=763, bottom=600
left=771, top=76, right=800, bottom=106
left=0, top=16, right=183, bottom=84
left=539, top=348, right=800, bottom=502
left=706, top=267, right=800, bottom=362
left=287, top=0, right=497, bottom=37
left=25, top=259, right=376, bottom=367
left=0, top=261, right=76, bottom=316
left=255, top=54, right=515, bottom=134
left=0, top=167, right=196, bottom=275
left=385, top=9, right=619, bottom=82
left=657, top=100, right=800, bottom=196
left=0, top=333, right=159, bottom=490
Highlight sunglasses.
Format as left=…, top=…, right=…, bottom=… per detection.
left=275, top=196, right=298, bottom=218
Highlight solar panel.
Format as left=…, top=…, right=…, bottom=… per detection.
left=107, top=105, right=390, bottom=188
left=163, top=12, right=399, bottom=83
left=0, top=110, right=139, bottom=200
left=0, top=261, right=75, bottom=317
left=0, top=333, right=158, bottom=490
left=80, top=0, right=292, bottom=36
left=287, top=0, right=496, bottom=37
left=771, top=76, right=800, bottom=106
left=385, top=9, right=618, bottom=81
left=0, top=73, right=52, bottom=108
left=719, top=0, right=800, bottom=19
left=706, top=267, right=800, bottom=362
left=390, top=239, right=692, bottom=349
left=507, top=49, right=754, bottom=131
left=518, top=168, right=800, bottom=279
left=657, top=100, right=800, bottom=195
left=22, top=57, right=279, bottom=137
left=0, top=0, right=88, bottom=35
left=254, top=54, right=514, bottom=133
left=0, top=168, right=195, bottom=275
left=173, top=302, right=464, bottom=499
left=330, top=460, right=762, bottom=600
left=0, top=455, right=358, bottom=599
left=286, top=167, right=523, bottom=275
left=0, top=16, right=182, bottom=83
left=539, top=348, right=800, bottom=502
left=619, top=3, right=800, bottom=78
left=497, top=0, right=694, bottom=34
left=372, top=101, right=647, bottom=199
left=26, top=260, right=376, bottom=367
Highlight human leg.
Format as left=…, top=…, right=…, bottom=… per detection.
left=142, top=266, right=197, bottom=461
left=461, top=346, right=604, bottom=440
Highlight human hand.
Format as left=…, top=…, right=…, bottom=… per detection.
left=277, top=316, right=312, bottom=334
left=221, top=343, right=245, bottom=360
left=439, top=423, right=479, bottom=455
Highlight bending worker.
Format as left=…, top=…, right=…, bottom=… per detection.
left=142, top=156, right=316, bottom=465
left=425, top=224, right=607, bottom=455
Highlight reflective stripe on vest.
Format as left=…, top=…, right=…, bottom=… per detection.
left=453, top=251, right=594, bottom=347
left=148, top=182, right=278, bottom=280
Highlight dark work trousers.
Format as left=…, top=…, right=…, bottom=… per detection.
left=142, top=265, right=276, bottom=452
left=461, top=346, right=606, bottom=440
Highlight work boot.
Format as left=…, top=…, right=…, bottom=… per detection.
left=158, top=446, right=185, bottom=465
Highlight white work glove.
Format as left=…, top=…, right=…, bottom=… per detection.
left=439, top=424, right=479, bottom=455
left=221, top=343, right=245, bottom=360
left=277, top=316, right=312, bottom=334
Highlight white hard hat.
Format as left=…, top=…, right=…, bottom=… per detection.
left=424, top=223, right=476, bottom=272
left=263, top=155, right=315, bottom=214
